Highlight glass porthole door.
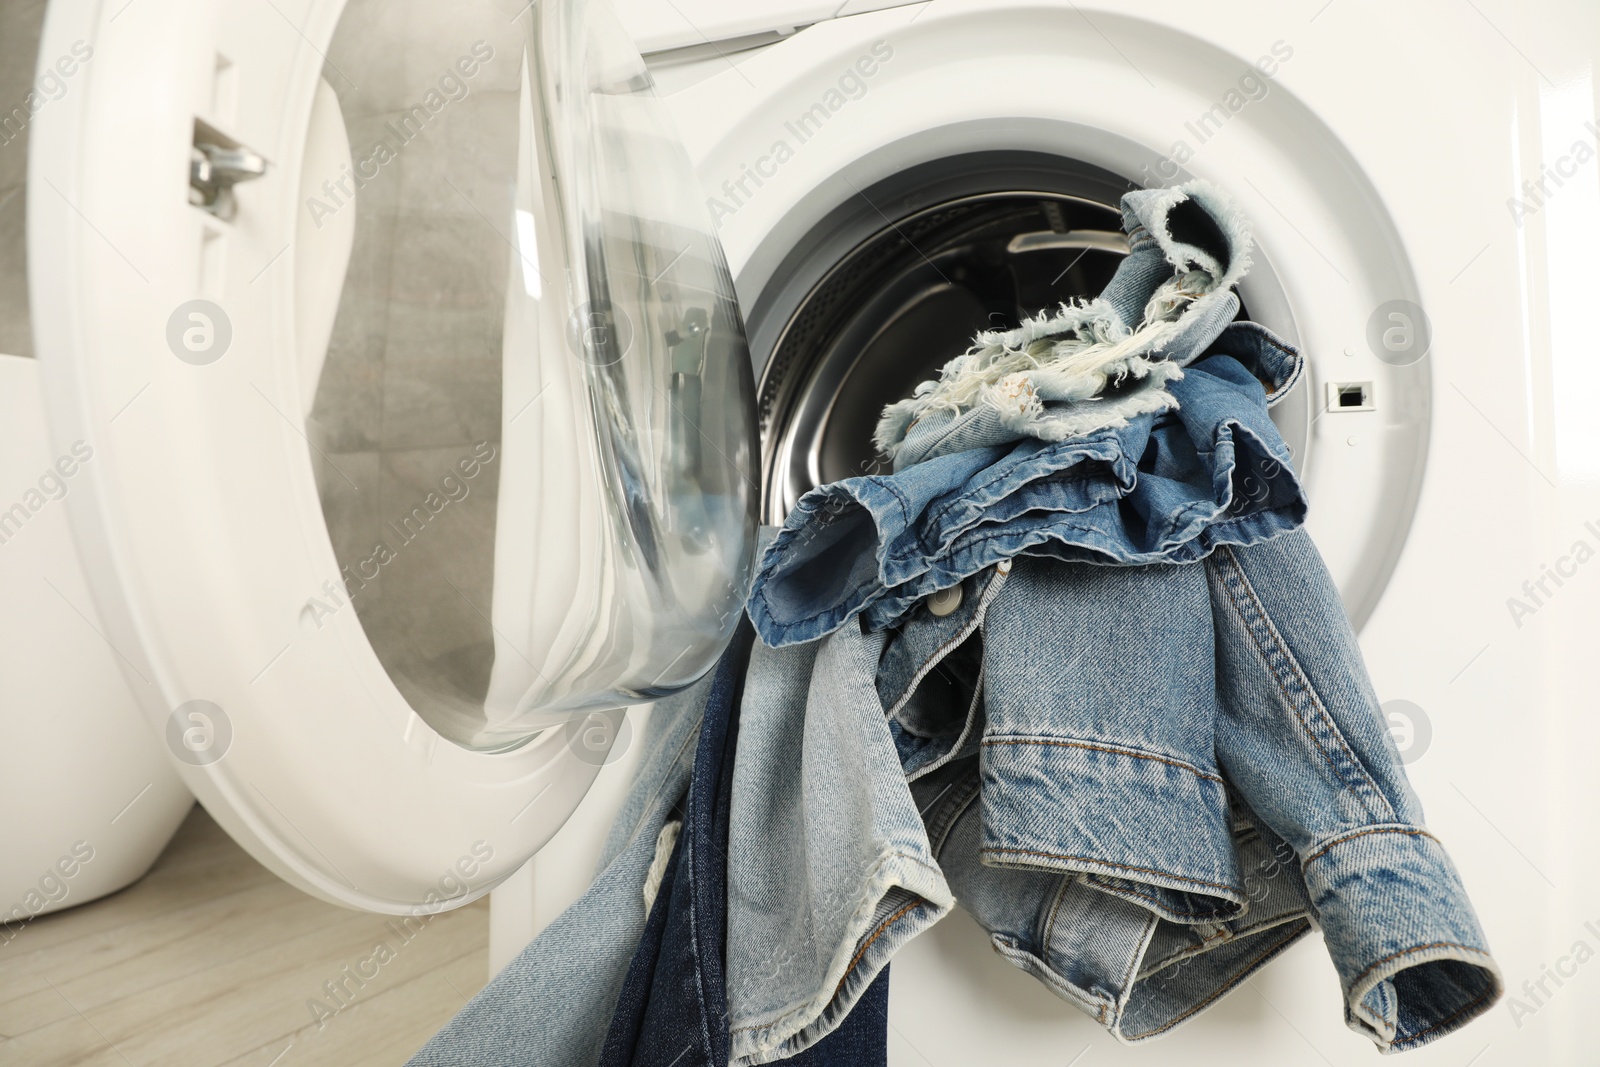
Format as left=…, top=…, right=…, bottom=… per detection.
left=28, top=0, right=757, bottom=909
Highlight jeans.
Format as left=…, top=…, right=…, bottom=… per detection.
left=406, top=658, right=716, bottom=1067
left=600, top=624, right=893, bottom=1067
left=724, top=625, right=952, bottom=1065
left=752, top=182, right=1301, bottom=652
left=876, top=180, right=1256, bottom=470
left=749, top=327, right=1304, bottom=648
left=599, top=625, right=753, bottom=1066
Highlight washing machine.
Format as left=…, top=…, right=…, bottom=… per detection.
left=23, top=0, right=1600, bottom=1063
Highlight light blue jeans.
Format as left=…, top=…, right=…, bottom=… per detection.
left=724, top=624, right=952, bottom=1065
left=750, top=180, right=1300, bottom=652
left=875, top=180, right=1256, bottom=470
left=405, top=671, right=714, bottom=1067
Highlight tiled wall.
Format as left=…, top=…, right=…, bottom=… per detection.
left=307, top=1, right=525, bottom=734
left=0, top=0, right=47, bottom=358
left=0, top=0, right=532, bottom=737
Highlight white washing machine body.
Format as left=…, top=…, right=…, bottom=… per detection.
left=23, top=0, right=1600, bottom=1063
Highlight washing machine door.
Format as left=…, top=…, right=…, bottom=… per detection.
left=26, top=0, right=757, bottom=911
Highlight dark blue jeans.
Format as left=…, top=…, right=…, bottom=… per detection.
left=599, top=621, right=890, bottom=1067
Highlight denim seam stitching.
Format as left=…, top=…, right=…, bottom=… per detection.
left=1108, top=900, right=1162, bottom=1006
left=979, top=848, right=1239, bottom=894
left=905, top=661, right=988, bottom=786
left=1145, top=422, right=1299, bottom=546
left=830, top=898, right=924, bottom=999
left=1223, top=323, right=1304, bottom=403
left=923, top=445, right=1123, bottom=531
left=990, top=933, right=1115, bottom=1021
left=925, top=775, right=984, bottom=857
left=864, top=476, right=914, bottom=525
left=726, top=848, right=946, bottom=1038
left=1083, top=875, right=1241, bottom=920
left=1119, top=919, right=1313, bottom=1040
left=1210, top=545, right=1393, bottom=819
left=928, top=500, right=1281, bottom=571
left=981, top=737, right=1225, bottom=785
left=921, top=444, right=1125, bottom=534
left=1172, top=499, right=1302, bottom=540
left=682, top=830, right=717, bottom=1063
left=1038, top=875, right=1074, bottom=975
left=782, top=495, right=1296, bottom=636
left=1300, top=825, right=1439, bottom=866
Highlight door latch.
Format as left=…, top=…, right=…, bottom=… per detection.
left=190, top=127, right=268, bottom=221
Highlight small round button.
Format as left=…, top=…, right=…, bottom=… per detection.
left=926, top=584, right=964, bottom=618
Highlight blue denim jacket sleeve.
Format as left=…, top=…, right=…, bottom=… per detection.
left=1205, top=530, right=1502, bottom=1049
left=877, top=570, right=1319, bottom=1041
left=910, top=752, right=1316, bottom=1041
left=873, top=540, right=1501, bottom=1051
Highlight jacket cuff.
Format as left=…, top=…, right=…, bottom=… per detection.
left=1300, top=825, right=1502, bottom=1051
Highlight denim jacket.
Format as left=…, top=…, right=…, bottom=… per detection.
left=910, top=751, right=1317, bottom=1041
left=870, top=532, right=1501, bottom=1050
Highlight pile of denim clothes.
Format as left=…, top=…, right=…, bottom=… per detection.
left=408, top=181, right=1501, bottom=1067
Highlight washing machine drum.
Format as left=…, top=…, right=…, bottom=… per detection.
left=27, top=0, right=757, bottom=910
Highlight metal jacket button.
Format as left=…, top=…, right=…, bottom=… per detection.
left=926, top=584, right=964, bottom=617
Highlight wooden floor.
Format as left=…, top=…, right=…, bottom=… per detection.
left=0, top=805, right=488, bottom=1067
